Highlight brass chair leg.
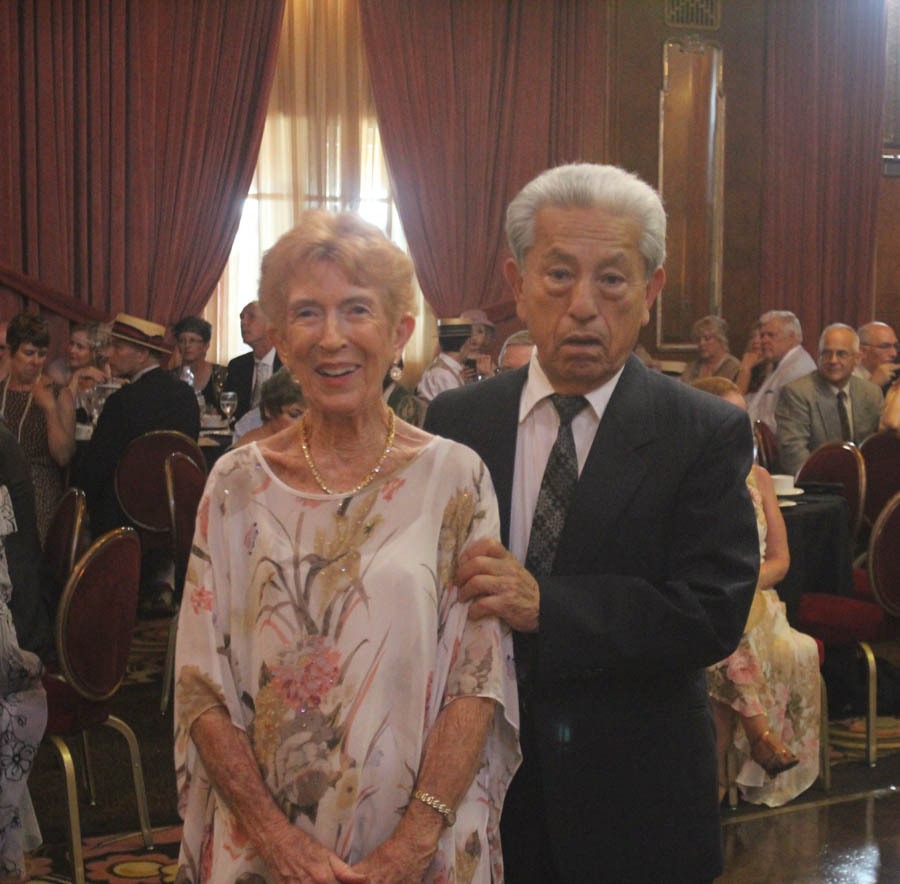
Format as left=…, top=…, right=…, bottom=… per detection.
left=104, top=716, right=154, bottom=849
left=80, top=731, right=97, bottom=806
left=160, top=612, right=178, bottom=714
left=48, top=735, right=85, bottom=884
left=858, top=641, right=878, bottom=767
left=819, top=672, right=831, bottom=791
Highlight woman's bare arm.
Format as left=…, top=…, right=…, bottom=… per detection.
left=352, top=696, right=495, bottom=882
left=754, top=466, right=790, bottom=588
left=190, top=706, right=366, bottom=884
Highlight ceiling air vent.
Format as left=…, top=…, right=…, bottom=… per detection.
left=665, top=0, right=721, bottom=30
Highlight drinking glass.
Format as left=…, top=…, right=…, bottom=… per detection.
left=220, top=391, right=238, bottom=426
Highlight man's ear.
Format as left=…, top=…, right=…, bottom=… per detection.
left=641, top=267, right=665, bottom=327
left=504, top=258, right=527, bottom=324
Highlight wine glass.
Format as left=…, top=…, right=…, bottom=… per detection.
left=220, top=391, right=238, bottom=427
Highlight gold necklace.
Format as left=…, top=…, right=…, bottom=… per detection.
left=300, top=409, right=396, bottom=495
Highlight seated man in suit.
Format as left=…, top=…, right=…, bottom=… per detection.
left=76, top=314, right=200, bottom=536
left=776, top=323, right=884, bottom=475
left=746, top=310, right=816, bottom=432
left=224, top=301, right=282, bottom=421
left=855, top=321, right=899, bottom=391
left=426, top=162, right=759, bottom=882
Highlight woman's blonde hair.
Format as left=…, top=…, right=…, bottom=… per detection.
left=690, top=377, right=740, bottom=398
left=258, top=211, right=415, bottom=328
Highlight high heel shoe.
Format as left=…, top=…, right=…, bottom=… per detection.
left=750, top=729, right=799, bottom=777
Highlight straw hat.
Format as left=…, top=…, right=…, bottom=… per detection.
left=460, top=308, right=494, bottom=330
left=108, top=313, right=171, bottom=354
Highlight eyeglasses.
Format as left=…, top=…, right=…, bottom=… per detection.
left=820, top=350, right=853, bottom=360
left=867, top=341, right=899, bottom=351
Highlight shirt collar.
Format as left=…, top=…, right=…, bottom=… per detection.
left=518, top=350, right=625, bottom=423
left=255, top=347, right=276, bottom=368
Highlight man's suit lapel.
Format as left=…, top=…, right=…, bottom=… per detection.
left=812, top=374, right=841, bottom=442
left=554, top=357, right=656, bottom=573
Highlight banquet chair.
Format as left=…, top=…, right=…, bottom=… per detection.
left=159, top=452, right=206, bottom=714
left=41, top=527, right=152, bottom=884
left=796, top=441, right=866, bottom=546
left=860, top=431, right=900, bottom=528
left=115, top=430, right=206, bottom=534
left=43, top=487, right=89, bottom=587
left=795, top=488, right=900, bottom=767
left=753, top=420, right=778, bottom=472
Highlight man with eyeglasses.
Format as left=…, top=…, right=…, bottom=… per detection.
left=855, top=321, right=899, bottom=390
left=775, top=323, right=883, bottom=475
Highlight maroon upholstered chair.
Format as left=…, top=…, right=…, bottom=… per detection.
left=796, top=441, right=866, bottom=546
left=43, top=487, right=89, bottom=587
left=41, top=528, right=153, bottom=884
left=860, top=431, right=900, bottom=528
left=115, top=430, right=206, bottom=534
left=796, top=489, right=900, bottom=766
left=753, top=420, right=778, bottom=472
left=159, top=451, right=206, bottom=713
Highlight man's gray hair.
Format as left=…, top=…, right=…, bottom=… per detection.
left=759, top=310, right=803, bottom=343
left=818, top=322, right=860, bottom=354
left=498, top=329, right=534, bottom=366
left=857, top=321, right=893, bottom=346
left=505, top=163, right=666, bottom=279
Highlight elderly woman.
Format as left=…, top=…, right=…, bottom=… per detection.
left=232, top=366, right=305, bottom=449
left=172, top=317, right=228, bottom=415
left=0, top=314, right=75, bottom=541
left=693, top=377, right=819, bottom=808
left=680, top=315, right=741, bottom=383
left=174, top=211, right=519, bottom=883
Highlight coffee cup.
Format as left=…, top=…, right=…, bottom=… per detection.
left=771, top=474, right=795, bottom=495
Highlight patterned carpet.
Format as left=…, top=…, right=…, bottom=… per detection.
left=22, top=826, right=181, bottom=884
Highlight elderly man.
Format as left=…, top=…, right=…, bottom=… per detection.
left=77, top=314, right=200, bottom=536
left=425, top=163, right=758, bottom=883
left=746, top=310, right=816, bottom=431
left=224, top=301, right=282, bottom=421
left=497, top=329, right=535, bottom=372
left=856, top=321, right=899, bottom=390
left=776, top=323, right=883, bottom=475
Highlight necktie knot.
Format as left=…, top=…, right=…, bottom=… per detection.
left=550, top=393, right=588, bottom=427
left=837, top=390, right=846, bottom=402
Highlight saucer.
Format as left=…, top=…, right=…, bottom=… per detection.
left=778, top=500, right=798, bottom=508
left=777, top=487, right=804, bottom=497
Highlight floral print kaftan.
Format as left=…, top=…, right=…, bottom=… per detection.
left=707, top=469, right=820, bottom=807
left=174, top=437, right=520, bottom=882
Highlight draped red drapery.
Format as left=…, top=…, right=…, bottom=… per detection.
left=358, top=0, right=608, bottom=319
left=761, top=0, right=886, bottom=339
left=0, top=0, right=284, bottom=326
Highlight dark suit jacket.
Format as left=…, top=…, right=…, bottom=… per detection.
left=224, top=350, right=282, bottom=420
left=425, top=355, right=759, bottom=882
left=76, top=367, right=201, bottom=536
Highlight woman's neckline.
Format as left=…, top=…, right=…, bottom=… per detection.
left=249, top=434, right=439, bottom=499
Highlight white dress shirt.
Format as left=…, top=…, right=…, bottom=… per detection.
left=251, top=348, right=277, bottom=408
left=509, top=351, right=624, bottom=563
left=416, top=352, right=465, bottom=402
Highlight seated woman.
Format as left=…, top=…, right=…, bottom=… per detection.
left=680, top=315, right=741, bottom=383
left=231, top=367, right=304, bottom=449
left=0, top=421, right=48, bottom=881
left=171, top=317, right=227, bottom=415
left=47, top=323, right=110, bottom=424
left=735, top=322, right=773, bottom=396
left=174, top=211, right=519, bottom=882
left=693, top=377, right=820, bottom=807
left=880, top=378, right=900, bottom=432
left=0, top=314, right=75, bottom=542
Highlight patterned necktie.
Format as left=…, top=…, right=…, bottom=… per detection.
left=837, top=390, right=852, bottom=441
left=525, top=394, right=590, bottom=577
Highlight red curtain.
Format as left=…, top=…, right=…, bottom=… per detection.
left=0, top=0, right=284, bottom=325
left=359, top=0, right=608, bottom=318
left=761, top=0, right=886, bottom=339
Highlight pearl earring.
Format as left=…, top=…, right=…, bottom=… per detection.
left=389, top=361, right=403, bottom=382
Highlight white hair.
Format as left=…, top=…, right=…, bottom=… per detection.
left=505, top=163, right=666, bottom=279
left=759, top=310, right=803, bottom=343
left=818, top=322, right=859, bottom=354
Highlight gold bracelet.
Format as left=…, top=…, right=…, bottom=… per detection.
left=412, top=789, right=456, bottom=826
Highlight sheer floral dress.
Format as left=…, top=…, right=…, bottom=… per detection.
left=707, top=469, right=820, bottom=806
left=0, top=486, right=46, bottom=878
left=174, top=437, right=520, bottom=883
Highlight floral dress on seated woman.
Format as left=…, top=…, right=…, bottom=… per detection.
left=707, top=470, right=820, bottom=807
